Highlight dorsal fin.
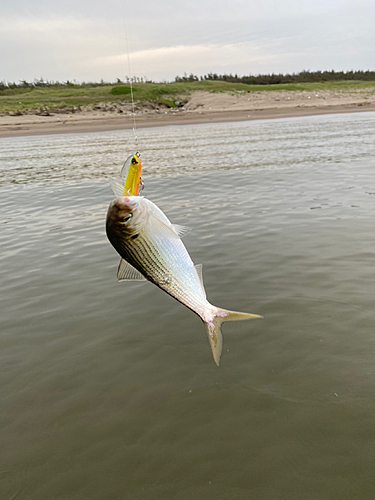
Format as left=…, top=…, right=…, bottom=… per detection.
left=117, top=258, right=147, bottom=281
left=194, top=263, right=206, bottom=298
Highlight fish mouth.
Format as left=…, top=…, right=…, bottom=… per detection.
left=115, top=196, right=139, bottom=210
left=117, top=196, right=138, bottom=210
left=110, top=197, right=139, bottom=217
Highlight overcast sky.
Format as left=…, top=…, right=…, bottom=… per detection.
left=2, top=0, right=374, bottom=83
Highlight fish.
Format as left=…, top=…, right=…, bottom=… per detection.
left=106, top=195, right=261, bottom=365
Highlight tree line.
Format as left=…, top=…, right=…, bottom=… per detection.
left=2, top=70, right=375, bottom=91
left=174, top=70, right=375, bottom=84
left=0, top=76, right=151, bottom=91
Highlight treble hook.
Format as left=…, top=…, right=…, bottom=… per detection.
left=138, top=176, right=145, bottom=194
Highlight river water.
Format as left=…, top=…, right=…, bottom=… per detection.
left=1, top=112, right=375, bottom=499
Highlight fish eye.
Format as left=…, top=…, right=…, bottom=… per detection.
left=123, top=213, right=133, bottom=222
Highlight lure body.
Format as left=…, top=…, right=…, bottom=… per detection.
left=122, top=154, right=142, bottom=196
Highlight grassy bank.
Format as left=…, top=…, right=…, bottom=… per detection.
left=1, top=80, right=375, bottom=114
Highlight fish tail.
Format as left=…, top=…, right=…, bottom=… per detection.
left=203, top=309, right=262, bottom=366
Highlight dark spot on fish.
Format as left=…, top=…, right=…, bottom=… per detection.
left=131, top=233, right=139, bottom=240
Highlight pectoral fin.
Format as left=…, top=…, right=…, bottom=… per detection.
left=117, top=258, right=147, bottom=281
left=148, top=214, right=180, bottom=240
left=172, top=224, right=191, bottom=238
left=144, top=199, right=190, bottom=237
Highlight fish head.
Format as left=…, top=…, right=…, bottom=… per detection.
left=106, top=196, right=147, bottom=241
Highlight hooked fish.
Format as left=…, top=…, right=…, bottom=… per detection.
left=106, top=195, right=261, bottom=365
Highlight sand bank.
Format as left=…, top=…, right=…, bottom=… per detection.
left=1, top=88, right=375, bottom=138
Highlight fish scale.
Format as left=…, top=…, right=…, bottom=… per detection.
left=106, top=195, right=261, bottom=365
left=122, top=232, right=210, bottom=316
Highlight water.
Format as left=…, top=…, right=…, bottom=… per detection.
left=1, top=112, right=375, bottom=499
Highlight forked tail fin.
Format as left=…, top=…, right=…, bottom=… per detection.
left=203, top=309, right=262, bottom=366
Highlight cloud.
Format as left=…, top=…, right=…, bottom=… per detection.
left=1, top=1, right=375, bottom=83
left=0, top=15, right=120, bottom=81
left=0, top=15, right=88, bottom=33
left=94, top=43, right=285, bottom=81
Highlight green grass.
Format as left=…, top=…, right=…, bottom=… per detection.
left=110, top=86, right=133, bottom=95
left=1, top=80, right=375, bottom=114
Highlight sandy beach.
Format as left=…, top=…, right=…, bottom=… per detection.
left=1, top=88, right=375, bottom=138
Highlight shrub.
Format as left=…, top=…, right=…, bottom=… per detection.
left=110, top=86, right=133, bottom=95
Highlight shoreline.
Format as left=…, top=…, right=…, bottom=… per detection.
left=1, top=92, right=375, bottom=138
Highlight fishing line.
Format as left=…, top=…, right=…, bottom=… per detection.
left=123, top=23, right=139, bottom=153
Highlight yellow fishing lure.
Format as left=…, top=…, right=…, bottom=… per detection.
left=121, top=153, right=143, bottom=196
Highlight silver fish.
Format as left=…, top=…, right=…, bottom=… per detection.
left=106, top=195, right=261, bottom=365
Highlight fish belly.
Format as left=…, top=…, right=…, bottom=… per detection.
left=119, top=232, right=213, bottom=319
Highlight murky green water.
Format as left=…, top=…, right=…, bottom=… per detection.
left=1, top=113, right=375, bottom=499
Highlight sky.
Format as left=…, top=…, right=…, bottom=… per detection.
left=1, top=0, right=375, bottom=83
